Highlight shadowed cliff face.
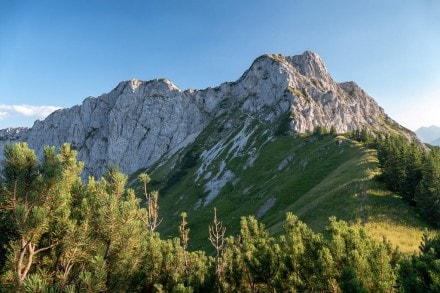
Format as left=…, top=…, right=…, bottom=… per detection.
left=0, top=51, right=415, bottom=177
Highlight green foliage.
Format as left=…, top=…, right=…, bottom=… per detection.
left=325, top=217, right=397, bottom=292
left=347, top=128, right=375, bottom=146
left=144, top=113, right=429, bottom=254
left=289, top=87, right=310, bottom=102
left=313, top=125, right=328, bottom=136
left=0, top=143, right=83, bottom=289
left=330, top=125, right=337, bottom=136
left=218, top=213, right=399, bottom=292
left=279, top=213, right=326, bottom=290
left=161, top=147, right=200, bottom=194
left=376, top=135, right=440, bottom=226
left=274, top=111, right=292, bottom=136
left=0, top=141, right=436, bottom=292
left=398, top=232, right=440, bottom=292
left=416, top=149, right=440, bottom=225
left=0, top=143, right=146, bottom=291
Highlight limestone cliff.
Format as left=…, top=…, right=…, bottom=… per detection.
left=0, top=51, right=416, bottom=177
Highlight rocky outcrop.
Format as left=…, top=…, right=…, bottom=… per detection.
left=0, top=51, right=416, bottom=177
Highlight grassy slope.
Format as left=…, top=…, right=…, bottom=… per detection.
left=131, top=115, right=433, bottom=254
left=364, top=181, right=432, bottom=254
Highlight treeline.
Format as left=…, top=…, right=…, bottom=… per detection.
left=352, top=131, right=440, bottom=228
left=0, top=143, right=439, bottom=292
left=312, top=126, right=439, bottom=215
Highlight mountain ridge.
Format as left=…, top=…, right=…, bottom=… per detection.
left=415, top=125, right=440, bottom=145
left=0, top=51, right=417, bottom=178
left=431, top=137, right=440, bottom=146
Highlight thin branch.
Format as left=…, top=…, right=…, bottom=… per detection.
left=34, top=242, right=58, bottom=254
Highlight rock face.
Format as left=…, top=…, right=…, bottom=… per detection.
left=0, top=51, right=415, bottom=177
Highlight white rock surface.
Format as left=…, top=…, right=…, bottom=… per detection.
left=0, top=51, right=416, bottom=177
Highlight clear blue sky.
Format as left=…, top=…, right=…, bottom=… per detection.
left=1, top=0, right=439, bottom=131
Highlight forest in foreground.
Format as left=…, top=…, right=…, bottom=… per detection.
left=0, top=141, right=440, bottom=292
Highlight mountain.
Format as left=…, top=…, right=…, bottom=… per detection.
left=0, top=51, right=428, bottom=252
left=431, top=137, right=440, bottom=146
left=0, top=51, right=416, bottom=178
left=144, top=124, right=427, bottom=253
left=416, top=125, right=440, bottom=144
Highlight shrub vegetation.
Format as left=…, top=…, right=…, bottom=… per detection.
left=0, top=142, right=439, bottom=292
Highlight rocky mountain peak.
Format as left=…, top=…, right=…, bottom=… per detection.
left=243, top=51, right=332, bottom=87
left=129, top=78, right=142, bottom=91
left=286, top=50, right=332, bottom=82
left=0, top=51, right=417, bottom=178
left=118, top=78, right=181, bottom=96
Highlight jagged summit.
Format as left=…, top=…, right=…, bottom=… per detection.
left=245, top=51, right=331, bottom=82
left=287, top=50, right=332, bottom=82
left=116, top=78, right=181, bottom=95
left=0, top=51, right=416, bottom=177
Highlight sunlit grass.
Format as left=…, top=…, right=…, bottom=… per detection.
left=129, top=114, right=435, bottom=253
left=363, top=183, right=434, bottom=254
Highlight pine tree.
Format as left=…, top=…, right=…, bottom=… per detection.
left=0, top=143, right=83, bottom=289
left=326, top=217, right=396, bottom=292
left=279, top=213, right=326, bottom=291
left=235, top=216, right=280, bottom=291
left=415, top=150, right=440, bottom=226
left=208, top=208, right=226, bottom=292
left=398, top=143, right=423, bottom=203
left=138, top=173, right=162, bottom=231
left=85, top=167, right=147, bottom=291
left=398, top=232, right=440, bottom=292
left=179, top=212, right=190, bottom=269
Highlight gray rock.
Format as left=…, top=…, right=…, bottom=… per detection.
left=0, top=51, right=417, bottom=177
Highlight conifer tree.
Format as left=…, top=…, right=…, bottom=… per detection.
left=209, top=208, right=226, bottom=291
left=398, top=232, right=440, bottom=292
left=179, top=212, right=190, bottom=271
left=86, top=167, right=147, bottom=291
left=138, top=173, right=162, bottom=231
left=279, top=213, right=326, bottom=291
left=233, top=216, right=280, bottom=291
left=415, top=150, right=440, bottom=226
left=326, top=217, right=396, bottom=292
left=0, top=143, right=83, bottom=290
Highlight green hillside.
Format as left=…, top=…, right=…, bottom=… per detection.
left=134, top=111, right=431, bottom=253
left=1, top=123, right=437, bottom=291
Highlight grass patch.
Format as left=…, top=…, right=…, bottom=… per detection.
left=289, top=87, right=310, bottom=102
left=364, top=182, right=434, bottom=254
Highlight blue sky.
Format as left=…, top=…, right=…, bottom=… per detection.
left=0, top=0, right=439, bottom=131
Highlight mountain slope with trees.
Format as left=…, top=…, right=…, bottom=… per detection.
left=139, top=111, right=430, bottom=254
left=0, top=51, right=437, bottom=291
left=1, top=142, right=438, bottom=292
